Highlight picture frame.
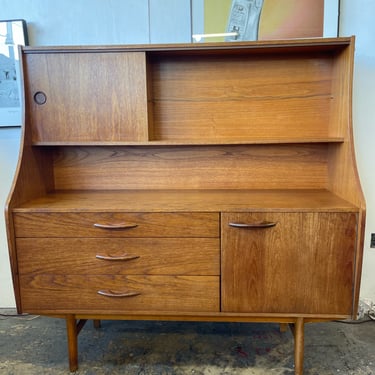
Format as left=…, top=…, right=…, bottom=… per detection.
left=0, top=19, right=28, bottom=127
left=192, top=0, right=339, bottom=42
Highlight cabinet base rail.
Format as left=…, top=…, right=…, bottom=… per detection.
left=64, top=314, right=305, bottom=375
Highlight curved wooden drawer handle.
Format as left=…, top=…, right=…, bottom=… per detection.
left=229, top=221, right=277, bottom=229
left=96, top=254, right=140, bottom=261
left=97, top=290, right=140, bottom=298
left=93, top=223, right=138, bottom=230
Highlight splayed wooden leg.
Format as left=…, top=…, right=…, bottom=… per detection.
left=66, top=314, right=78, bottom=372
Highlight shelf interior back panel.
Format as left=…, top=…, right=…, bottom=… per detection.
left=149, top=52, right=335, bottom=141
left=51, top=144, right=329, bottom=190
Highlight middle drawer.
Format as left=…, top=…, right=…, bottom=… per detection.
left=17, top=238, right=220, bottom=275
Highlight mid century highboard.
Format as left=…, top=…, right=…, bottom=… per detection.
left=5, top=37, right=365, bottom=374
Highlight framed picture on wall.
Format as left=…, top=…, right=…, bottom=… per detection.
left=0, top=19, right=28, bottom=127
left=192, top=0, right=339, bottom=42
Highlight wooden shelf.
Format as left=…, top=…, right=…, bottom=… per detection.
left=31, top=137, right=345, bottom=146
left=13, top=189, right=359, bottom=213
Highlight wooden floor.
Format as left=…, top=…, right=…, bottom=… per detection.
left=0, top=310, right=374, bottom=374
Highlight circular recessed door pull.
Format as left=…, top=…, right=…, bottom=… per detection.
left=33, top=91, right=47, bottom=105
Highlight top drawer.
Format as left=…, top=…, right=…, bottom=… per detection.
left=13, top=212, right=219, bottom=238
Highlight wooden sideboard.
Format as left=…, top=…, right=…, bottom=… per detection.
left=5, top=37, right=365, bottom=374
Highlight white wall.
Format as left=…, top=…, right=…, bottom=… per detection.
left=0, top=0, right=192, bottom=45
left=0, top=128, right=21, bottom=307
left=340, top=0, right=375, bottom=302
left=1, top=0, right=374, bottom=307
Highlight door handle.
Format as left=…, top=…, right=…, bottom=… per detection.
left=229, top=221, right=277, bottom=229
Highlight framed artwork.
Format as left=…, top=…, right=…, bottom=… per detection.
left=192, top=0, right=339, bottom=42
left=0, top=19, right=28, bottom=127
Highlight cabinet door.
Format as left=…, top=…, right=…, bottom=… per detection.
left=221, top=212, right=357, bottom=315
left=25, top=52, right=149, bottom=143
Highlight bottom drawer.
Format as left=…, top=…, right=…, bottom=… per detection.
left=19, top=275, right=219, bottom=313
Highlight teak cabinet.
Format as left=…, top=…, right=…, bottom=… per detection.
left=5, top=37, right=365, bottom=374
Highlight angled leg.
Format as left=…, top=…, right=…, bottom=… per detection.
left=66, top=314, right=78, bottom=372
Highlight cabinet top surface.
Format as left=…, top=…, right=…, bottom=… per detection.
left=22, top=37, right=353, bottom=54
left=13, top=189, right=359, bottom=213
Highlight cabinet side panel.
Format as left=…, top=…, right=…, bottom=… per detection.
left=6, top=50, right=56, bottom=312
left=328, top=39, right=364, bottom=208
left=327, top=38, right=365, bottom=317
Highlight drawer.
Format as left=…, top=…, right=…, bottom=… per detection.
left=13, top=212, right=219, bottom=238
left=17, top=238, right=220, bottom=275
left=19, top=275, right=219, bottom=313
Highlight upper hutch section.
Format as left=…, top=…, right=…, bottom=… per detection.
left=22, top=37, right=354, bottom=145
